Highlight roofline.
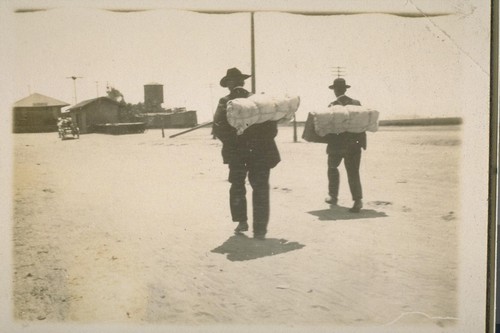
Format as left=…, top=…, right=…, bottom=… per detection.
left=14, top=104, right=70, bottom=108
left=68, top=96, right=121, bottom=110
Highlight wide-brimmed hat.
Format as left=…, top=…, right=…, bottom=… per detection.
left=220, top=68, right=251, bottom=87
left=329, top=78, right=351, bottom=90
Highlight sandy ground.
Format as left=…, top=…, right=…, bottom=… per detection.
left=11, top=125, right=460, bottom=330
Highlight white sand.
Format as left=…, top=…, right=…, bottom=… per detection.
left=12, top=125, right=460, bottom=328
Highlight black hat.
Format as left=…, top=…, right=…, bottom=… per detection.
left=220, top=68, right=251, bottom=87
left=329, top=78, right=351, bottom=90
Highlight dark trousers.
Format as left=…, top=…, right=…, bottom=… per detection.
left=228, top=162, right=271, bottom=234
left=328, top=149, right=362, bottom=201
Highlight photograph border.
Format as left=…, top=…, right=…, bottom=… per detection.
left=1, top=1, right=497, bottom=332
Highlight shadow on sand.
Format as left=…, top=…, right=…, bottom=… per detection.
left=308, top=205, right=388, bottom=221
left=211, top=235, right=305, bottom=261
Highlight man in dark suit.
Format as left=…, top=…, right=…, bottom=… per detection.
left=212, top=68, right=280, bottom=239
left=324, top=78, right=365, bottom=213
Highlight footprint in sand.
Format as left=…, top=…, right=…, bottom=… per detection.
left=194, top=311, right=216, bottom=319
left=165, top=143, right=188, bottom=147
left=441, top=211, right=456, bottom=221
left=311, top=305, right=330, bottom=311
left=370, top=201, right=392, bottom=206
left=273, top=187, right=292, bottom=193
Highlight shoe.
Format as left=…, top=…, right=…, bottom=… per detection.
left=349, top=200, right=363, bottom=213
left=325, top=196, right=338, bottom=205
left=253, top=233, right=266, bottom=240
left=234, top=221, right=249, bottom=233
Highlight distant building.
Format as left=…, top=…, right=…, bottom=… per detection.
left=13, top=93, right=70, bottom=133
left=66, top=97, right=121, bottom=134
left=167, top=110, right=197, bottom=128
left=139, top=110, right=198, bottom=129
left=139, top=83, right=198, bottom=128
left=144, top=82, right=164, bottom=111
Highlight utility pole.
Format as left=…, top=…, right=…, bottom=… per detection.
left=331, top=66, right=346, bottom=78
left=66, top=76, right=83, bottom=104
left=293, top=114, right=298, bottom=143
left=250, top=12, right=256, bottom=94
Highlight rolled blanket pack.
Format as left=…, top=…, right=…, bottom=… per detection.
left=227, top=94, right=300, bottom=134
left=313, top=105, right=379, bottom=136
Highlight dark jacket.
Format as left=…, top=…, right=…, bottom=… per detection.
left=212, top=87, right=281, bottom=168
left=326, top=95, right=367, bottom=154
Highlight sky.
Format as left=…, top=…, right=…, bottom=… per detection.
left=6, top=1, right=491, bottom=122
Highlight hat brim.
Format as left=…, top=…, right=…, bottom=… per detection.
left=329, top=84, right=351, bottom=89
left=220, top=74, right=251, bottom=87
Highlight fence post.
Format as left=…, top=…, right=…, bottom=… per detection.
left=293, top=115, right=297, bottom=142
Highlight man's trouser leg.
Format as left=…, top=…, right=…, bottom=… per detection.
left=228, top=162, right=248, bottom=223
left=248, top=165, right=271, bottom=236
left=344, top=149, right=362, bottom=201
left=328, top=153, right=343, bottom=199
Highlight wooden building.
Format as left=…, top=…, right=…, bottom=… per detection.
left=66, top=97, right=121, bottom=134
left=13, top=93, right=69, bottom=133
left=167, top=110, right=198, bottom=128
left=138, top=110, right=198, bottom=129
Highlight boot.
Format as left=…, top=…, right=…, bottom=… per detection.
left=325, top=195, right=338, bottom=205
left=253, top=221, right=267, bottom=240
left=234, top=221, right=249, bottom=233
left=349, top=200, right=363, bottom=213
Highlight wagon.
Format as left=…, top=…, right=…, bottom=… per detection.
left=59, top=124, right=79, bottom=140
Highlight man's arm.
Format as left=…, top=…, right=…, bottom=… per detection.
left=212, top=97, right=236, bottom=142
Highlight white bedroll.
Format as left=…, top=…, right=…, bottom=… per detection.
left=227, top=94, right=301, bottom=135
left=313, top=105, right=379, bottom=136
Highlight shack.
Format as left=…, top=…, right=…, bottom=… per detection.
left=139, top=110, right=198, bottom=129
left=13, top=93, right=70, bottom=133
left=66, top=97, right=121, bottom=134
left=166, top=110, right=198, bottom=128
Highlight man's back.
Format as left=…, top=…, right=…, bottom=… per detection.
left=329, top=95, right=361, bottom=108
left=213, top=88, right=280, bottom=168
left=326, top=95, right=366, bottom=152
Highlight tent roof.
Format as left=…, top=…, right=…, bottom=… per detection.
left=13, top=93, right=70, bottom=108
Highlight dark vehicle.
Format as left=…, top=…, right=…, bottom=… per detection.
left=58, top=117, right=79, bottom=140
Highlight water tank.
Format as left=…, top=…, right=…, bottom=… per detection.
left=144, top=83, right=164, bottom=106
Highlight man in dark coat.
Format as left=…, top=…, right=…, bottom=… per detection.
left=324, top=78, right=365, bottom=213
left=212, top=68, right=280, bottom=239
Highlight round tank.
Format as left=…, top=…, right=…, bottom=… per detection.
left=144, top=83, right=164, bottom=106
